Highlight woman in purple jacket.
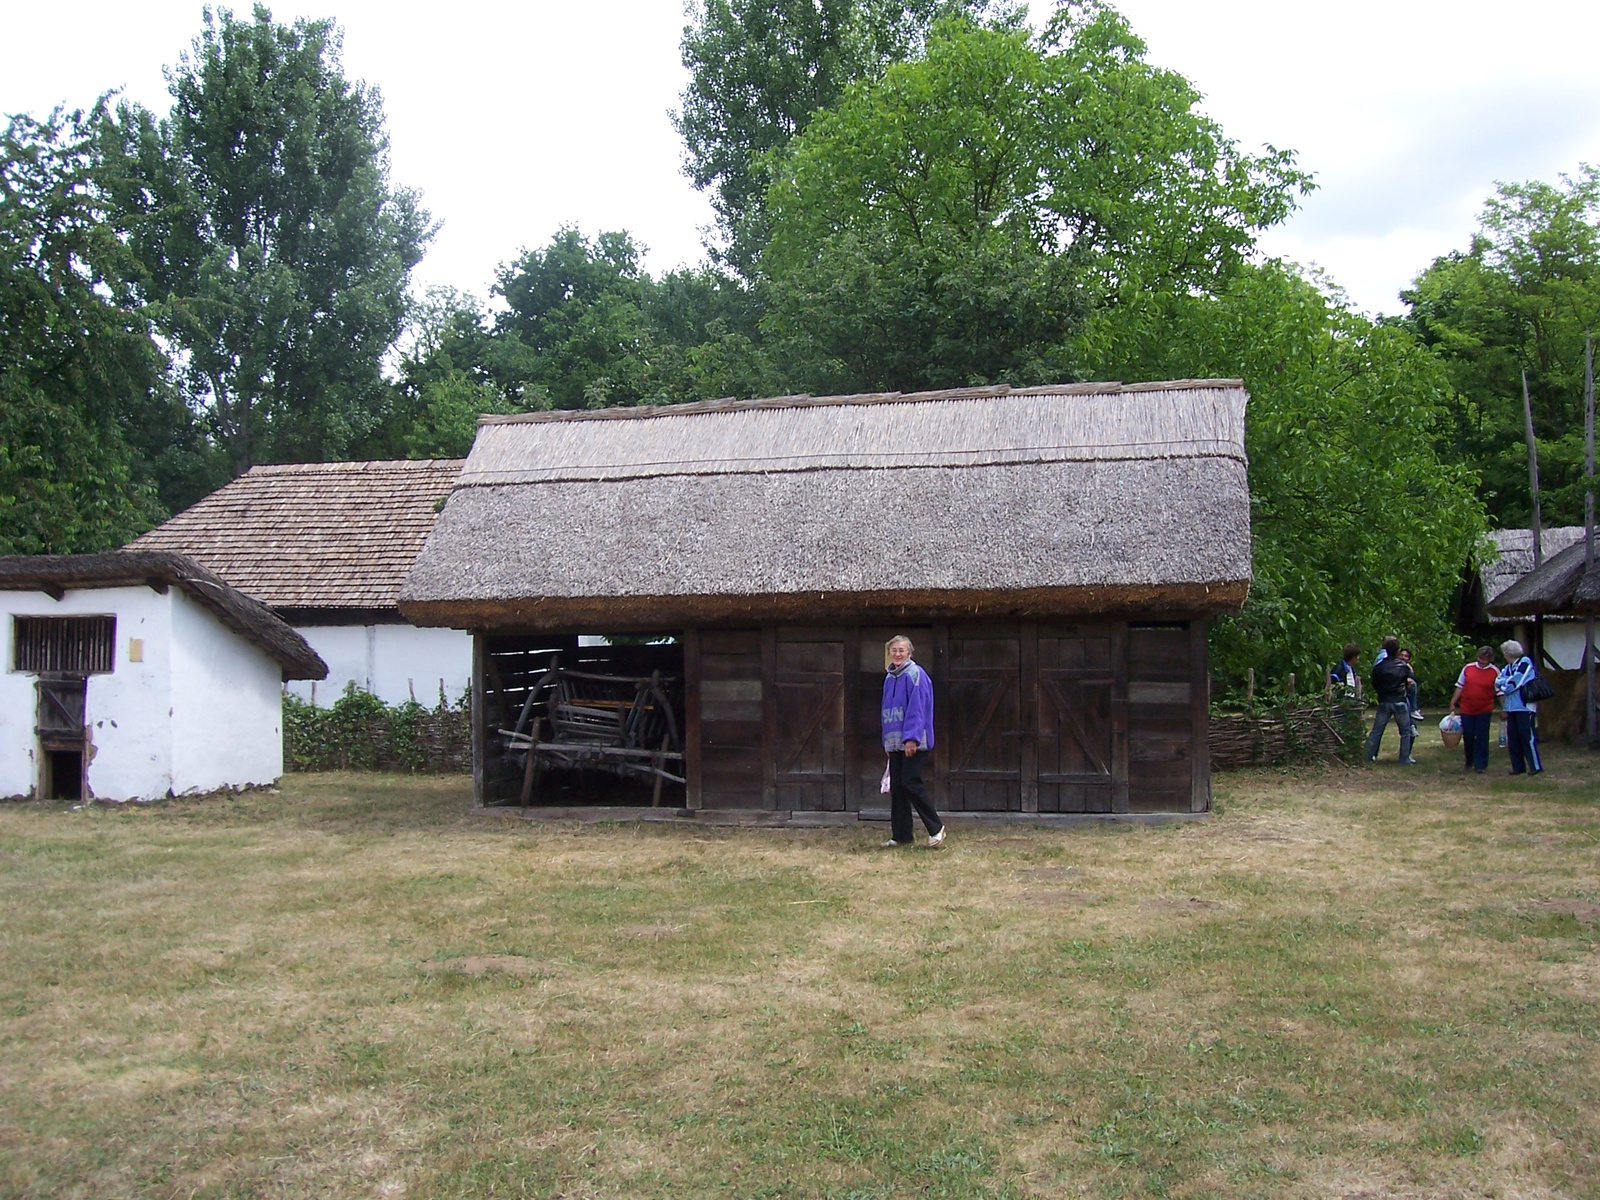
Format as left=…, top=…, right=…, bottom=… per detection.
left=882, top=636, right=945, bottom=848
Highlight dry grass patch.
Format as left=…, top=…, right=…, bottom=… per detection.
left=0, top=742, right=1598, bottom=1197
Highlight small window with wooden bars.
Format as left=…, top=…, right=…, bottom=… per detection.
left=12, top=615, right=117, bottom=674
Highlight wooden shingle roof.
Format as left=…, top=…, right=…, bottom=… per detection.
left=131, top=460, right=463, bottom=613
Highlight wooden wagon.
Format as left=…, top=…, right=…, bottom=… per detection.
left=498, top=657, right=683, bottom=807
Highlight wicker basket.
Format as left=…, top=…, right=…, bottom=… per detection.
left=1440, top=729, right=1462, bottom=748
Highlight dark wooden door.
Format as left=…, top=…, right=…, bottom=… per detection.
left=945, top=627, right=1023, bottom=811
left=1036, top=626, right=1115, bottom=812
left=1127, top=625, right=1196, bottom=811
left=772, top=631, right=846, bottom=810
left=36, top=677, right=86, bottom=741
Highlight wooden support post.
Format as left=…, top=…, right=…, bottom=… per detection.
left=932, top=623, right=950, bottom=814
left=1190, top=619, right=1211, bottom=813
left=761, top=625, right=778, bottom=811
left=1110, top=621, right=1129, bottom=814
left=1287, top=672, right=1296, bottom=697
left=844, top=624, right=861, bottom=812
left=1019, top=620, right=1039, bottom=814
left=519, top=716, right=542, bottom=810
left=470, top=634, right=486, bottom=807
left=683, top=627, right=702, bottom=809
left=1246, top=667, right=1255, bottom=704
left=1580, top=334, right=1593, bottom=752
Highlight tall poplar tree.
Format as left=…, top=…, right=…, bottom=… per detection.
left=108, top=5, right=431, bottom=477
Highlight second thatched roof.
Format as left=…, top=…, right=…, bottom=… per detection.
left=1487, top=531, right=1600, bottom=618
left=400, top=381, right=1253, bottom=631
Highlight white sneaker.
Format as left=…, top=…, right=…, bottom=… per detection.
left=927, top=827, right=946, bottom=848
left=882, top=838, right=907, bottom=848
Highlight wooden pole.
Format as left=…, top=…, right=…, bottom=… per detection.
left=1525, top=369, right=1548, bottom=668
left=1246, top=667, right=1255, bottom=704
left=1587, top=334, right=1596, bottom=748
left=1524, top=370, right=1543, bottom=567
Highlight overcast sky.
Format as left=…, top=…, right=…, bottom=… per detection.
left=7, top=1, right=1600, bottom=316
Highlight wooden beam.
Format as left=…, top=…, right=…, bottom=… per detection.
left=40, top=583, right=63, bottom=602
left=1111, top=622, right=1129, bottom=813
left=932, top=623, right=950, bottom=814
left=761, top=625, right=778, bottom=810
left=683, top=627, right=702, bottom=810
left=145, top=577, right=168, bottom=595
left=470, top=634, right=486, bottom=807
left=844, top=624, right=861, bottom=813
left=1190, top=619, right=1211, bottom=813
left=1019, top=620, right=1039, bottom=814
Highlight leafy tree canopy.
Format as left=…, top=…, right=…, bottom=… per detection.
left=106, top=3, right=431, bottom=482
left=1086, top=263, right=1485, bottom=695
left=760, top=6, right=1310, bottom=394
left=0, top=108, right=169, bottom=553
left=1403, top=168, right=1600, bottom=529
left=677, top=0, right=1007, bottom=276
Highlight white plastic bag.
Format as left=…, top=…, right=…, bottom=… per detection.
left=1439, top=713, right=1461, bottom=733
left=880, top=760, right=892, bottom=794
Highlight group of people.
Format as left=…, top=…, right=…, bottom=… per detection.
left=1340, top=636, right=1543, bottom=775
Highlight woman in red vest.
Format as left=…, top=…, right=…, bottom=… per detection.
left=1449, top=645, right=1499, bottom=773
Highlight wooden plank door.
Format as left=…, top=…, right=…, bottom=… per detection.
left=772, top=629, right=847, bottom=810
left=697, top=629, right=765, bottom=808
left=1126, top=625, right=1196, bottom=812
left=945, top=626, right=1023, bottom=811
left=35, top=677, right=86, bottom=740
left=1036, top=625, right=1115, bottom=812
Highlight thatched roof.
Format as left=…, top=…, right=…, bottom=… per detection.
left=1487, top=530, right=1600, bottom=618
left=129, top=460, right=463, bottom=613
left=400, top=381, right=1252, bottom=631
left=0, top=552, right=327, bottom=679
left=1473, top=526, right=1589, bottom=623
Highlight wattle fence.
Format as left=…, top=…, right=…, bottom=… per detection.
left=284, top=688, right=1364, bottom=776
left=1208, top=698, right=1367, bottom=769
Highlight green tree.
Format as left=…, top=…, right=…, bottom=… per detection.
left=0, top=108, right=168, bottom=554
left=1086, top=264, right=1486, bottom=696
left=677, top=0, right=1004, bottom=276
left=387, top=230, right=780, bottom=423
left=760, top=7, right=1308, bottom=393
left=1402, top=169, right=1600, bottom=529
left=107, top=4, right=431, bottom=477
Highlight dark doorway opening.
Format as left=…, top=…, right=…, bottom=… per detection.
left=45, top=749, right=83, bottom=801
left=479, top=635, right=685, bottom=807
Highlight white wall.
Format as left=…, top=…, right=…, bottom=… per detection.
left=0, top=586, right=174, bottom=801
left=285, top=622, right=471, bottom=708
left=1545, top=624, right=1588, bottom=671
left=169, top=588, right=283, bottom=794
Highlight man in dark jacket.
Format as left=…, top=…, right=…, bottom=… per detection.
left=1365, top=635, right=1418, bottom=764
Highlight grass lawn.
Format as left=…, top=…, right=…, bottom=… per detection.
left=2, top=732, right=1598, bottom=1198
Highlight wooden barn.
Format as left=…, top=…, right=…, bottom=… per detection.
left=398, top=381, right=1252, bottom=818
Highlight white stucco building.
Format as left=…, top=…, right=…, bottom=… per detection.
left=0, top=552, right=327, bottom=802
left=130, top=459, right=471, bottom=707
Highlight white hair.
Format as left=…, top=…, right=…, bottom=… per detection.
left=1501, top=639, right=1524, bottom=659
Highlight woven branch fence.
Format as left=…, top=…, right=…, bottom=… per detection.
left=284, top=687, right=471, bottom=774
left=284, top=689, right=1362, bottom=776
left=1209, top=699, right=1367, bottom=769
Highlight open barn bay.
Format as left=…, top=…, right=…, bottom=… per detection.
left=1, top=752, right=1597, bottom=1198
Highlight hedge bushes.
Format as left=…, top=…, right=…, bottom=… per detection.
left=283, top=685, right=471, bottom=774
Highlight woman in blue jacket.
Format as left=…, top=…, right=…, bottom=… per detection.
left=882, top=635, right=945, bottom=848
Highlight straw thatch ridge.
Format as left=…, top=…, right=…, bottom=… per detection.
left=403, top=381, right=1252, bottom=629
left=460, top=386, right=1245, bottom=487
left=129, top=459, right=463, bottom=612
left=0, top=551, right=328, bottom=679
left=1488, top=534, right=1600, bottom=617
left=477, top=378, right=1247, bottom=426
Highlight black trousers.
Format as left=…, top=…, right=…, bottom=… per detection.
left=889, top=750, right=942, bottom=842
